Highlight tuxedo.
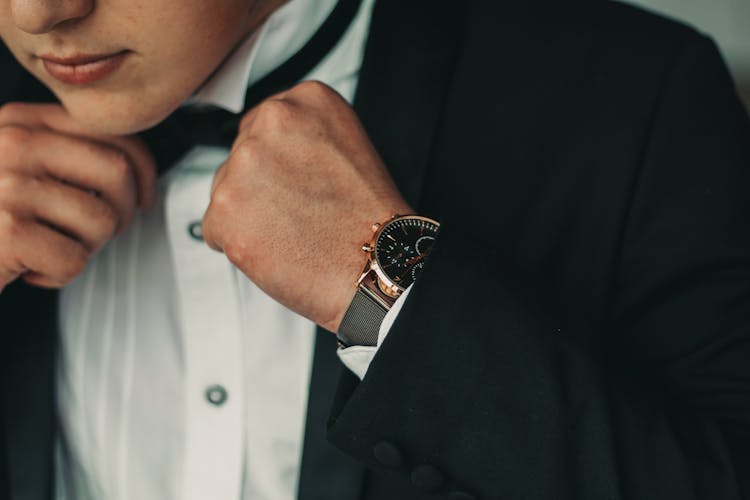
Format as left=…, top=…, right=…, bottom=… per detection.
left=2, top=1, right=750, bottom=499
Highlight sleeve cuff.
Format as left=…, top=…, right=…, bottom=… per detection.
left=336, top=285, right=413, bottom=379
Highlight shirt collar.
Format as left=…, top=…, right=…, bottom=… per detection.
left=191, top=0, right=338, bottom=113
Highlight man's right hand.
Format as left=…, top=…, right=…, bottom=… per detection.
left=0, top=102, right=157, bottom=293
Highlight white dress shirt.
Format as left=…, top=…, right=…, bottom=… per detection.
left=53, top=0, right=404, bottom=499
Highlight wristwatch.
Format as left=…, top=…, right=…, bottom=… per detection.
left=337, top=214, right=440, bottom=348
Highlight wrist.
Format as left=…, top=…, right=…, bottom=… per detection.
left=336, top=213, right=440, bottom=347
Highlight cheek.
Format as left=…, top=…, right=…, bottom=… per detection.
left=0, top=0, right=257, bottom=135
left=147, top=1, right=254, bottom=66
left=59, top=4, right=254, bottom=134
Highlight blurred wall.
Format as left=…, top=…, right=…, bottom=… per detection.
left=624, top=0, right=750, bottom=110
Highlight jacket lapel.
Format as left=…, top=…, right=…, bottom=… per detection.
left=0, top=282, right=58, bottom=500
left=298, top=1, right=466, bottom=498
left=353, top=0, right=467, bottom=210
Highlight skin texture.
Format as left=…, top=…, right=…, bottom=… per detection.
left=0, top=0, right=284, bottom=134
left=0, top=0, right=412, bottom=333
left=0, top=102, right=157, bottom=289
left=203, top=82, right=412, bottom=332
left=0, top=0, right=286, bottom=292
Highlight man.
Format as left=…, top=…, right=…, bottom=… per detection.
left=0, top=0, right=749, bottom=499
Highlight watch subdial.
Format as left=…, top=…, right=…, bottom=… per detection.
left=415, top=235, right=435, bottom=256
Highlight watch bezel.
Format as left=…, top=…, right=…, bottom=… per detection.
left=369, top=215, right=440, bottom=296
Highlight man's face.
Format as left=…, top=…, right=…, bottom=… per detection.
left=0, top=0, right=280, bottom=135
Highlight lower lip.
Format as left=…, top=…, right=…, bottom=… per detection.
left=42, top=51, right=129, bottom=85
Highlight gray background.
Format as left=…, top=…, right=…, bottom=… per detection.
left=625, top=0, right=750, bottom=110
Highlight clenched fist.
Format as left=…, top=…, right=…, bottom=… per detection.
left=0, top=103, right=156, bottom=292
left=202, top=81, right=413, bottom=333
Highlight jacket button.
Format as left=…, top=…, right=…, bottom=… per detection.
left=446, top=491, right=477, bottom=500
left=410, top=464, right=444, bottom=492
left=372, top=441, right=404, bottom=468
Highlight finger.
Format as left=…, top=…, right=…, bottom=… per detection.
left=0, top=267, right=22, bottom=293
left=235, top=95, right=291, bottom=139
left=16, top=178, right=118, bottom=252
left=95, top=134, right=157, bottom=211
left=0, top=103, right=92, bottom=135
left=202, top=199, right=224, bottom=253
left=202, top=182, right=230, bottom=254
left=21, top=272, right=61, bottom=289
left=236, top=105, right=261, bottom=139
left=273, top=80, right=343, bottom=109
left=204, top=168, right=227, bottom=253
left=210, top=162, right=229, bottom=199
left=120, top=136, right=157, bottom=210
left=201, top=213, right=222, bottom=253
left=18, top=129, right=138, bottom=232
left=0, top=103, right=157, bottom=210
left=5, top=218, right=90, bottom=289
left=82, top=134, right=157, bottom=211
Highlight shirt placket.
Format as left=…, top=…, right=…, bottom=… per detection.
left=165, top=148, right=245, bottom=500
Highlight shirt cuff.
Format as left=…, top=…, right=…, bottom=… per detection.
left=336, top=285, right=413, bottom=379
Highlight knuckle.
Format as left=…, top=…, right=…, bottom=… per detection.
left=0, top=102, right=28, bottom=124
left=223, top=239, right=249, bottom=266
left=210, top=185, right=236, bottom=212
left=201, top=219, right=215, bottom=242
left=200, top=215, right=226, bottom=253
left=232, top=139, right=258, bottom=164
left=0, top=210, right=22, bottom=238
left=107, top=149, right=133, bottom=185
left=92, top=202, right=118, bottom=239
left=256, top=99, right=292, bottom=129
left=0, top=171, right=24, bottom=198
left=0, top=124, right=33, bottom=153
left=238, top=111, right=255, bottom=131
left=294, top=80, right=331, bottom=97
left=200, top=216, right=216, bottom=246
left=0, top=213, right=24, bottom=273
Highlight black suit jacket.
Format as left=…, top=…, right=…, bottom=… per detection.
left=2, top=1, right=749, bottom=499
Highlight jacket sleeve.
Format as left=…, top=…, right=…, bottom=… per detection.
left=325, top=35, right=750, bottom=500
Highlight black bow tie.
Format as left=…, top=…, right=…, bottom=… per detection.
left=142, top=0, right=363, bottom=175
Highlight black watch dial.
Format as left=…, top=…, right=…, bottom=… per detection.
left=374, top=217, right=440, bottom=289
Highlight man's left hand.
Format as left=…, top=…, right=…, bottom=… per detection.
left=202, top=81, right=412, bottom=333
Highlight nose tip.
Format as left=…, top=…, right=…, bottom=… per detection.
left=10, top=0, right=94, bottom=34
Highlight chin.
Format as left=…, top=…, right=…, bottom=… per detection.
left=59, top=91, right=186, bottom=136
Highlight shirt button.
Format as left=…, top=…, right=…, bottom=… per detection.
left=188, top=221, right=204, bottom=241
left=205, top=385, right=228, bottom=406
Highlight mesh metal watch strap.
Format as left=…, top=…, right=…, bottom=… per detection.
left=337, top=286, right=390, bottom=347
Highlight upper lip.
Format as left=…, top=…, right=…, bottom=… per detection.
left=39, top=51, right=126, bottom=65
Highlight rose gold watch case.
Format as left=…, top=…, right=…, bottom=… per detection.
left=358, top=214, right=440, bottom=299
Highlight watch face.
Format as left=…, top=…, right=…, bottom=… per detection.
left=374, top=217, right=440, bottom=289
